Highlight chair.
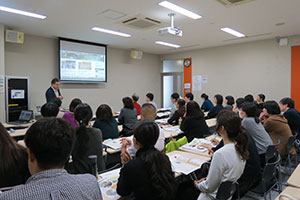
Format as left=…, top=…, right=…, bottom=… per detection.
left=216, top=181, right=239, bottom=200
left=265, top=140, right=280, bottom=164
left=284, top=135, right=298, bottom=173
left=249, top=156, right=281, bottom=200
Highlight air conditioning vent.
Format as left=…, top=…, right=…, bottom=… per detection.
left=121, top=15, right=161, bottom=30
left=217, top=0, right=254, bottom=5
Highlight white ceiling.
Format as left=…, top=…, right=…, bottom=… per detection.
left=1, top=0, right=300, bottom=54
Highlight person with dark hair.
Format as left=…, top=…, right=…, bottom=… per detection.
left=118, top=97, right=138, bottom=136
left=45, top=78, right=63, bottom=103
left=260, top=101, right=295, bottom=157
left=180, top=101, right=210, bottom=142
left=132, top=93, right=141, bottom=115
left=195, top=110, right=248, bottom=199
left=62, top=98, right=82, bottom=128
left=0, top=118, right=102, bottom=199
left=145, top=93, right=157, bottom=110
left=41, top=102, right=59, bottom=117
left=52, top=97, right=64, bottom=118
left=280, top=97, right=300, bottom=138
left=224, top=95, right=235, bottom=111
left=93, top=104, right=119, bottom=140
left=168, top=99, right=185, bottom=125
left=244, top=94, right=254, bottom=103
left=200, top=93, right=214, bottom=112
left=206, top=94, right=224, bottom=119
left=184, top=92, right=194, bottom=103
left=117, top=121, right=177, bottom=200
left=71, top=104, right=105, bottom=174
left=257, top=94, right=265, bottom=104
left=233, top=98, right=245, bottom=114
left=240, top=102, right=272, bottom=167
left=170, top=92, right=180, bottom=115
left=0, top=123, right=30, bottom=188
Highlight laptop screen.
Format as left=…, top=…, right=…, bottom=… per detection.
left=18, top=110, right=33, bottom=121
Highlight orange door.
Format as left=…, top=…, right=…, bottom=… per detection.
left=291, top=46, right=300, bottom=110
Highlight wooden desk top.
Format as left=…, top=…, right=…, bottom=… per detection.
left=287, top=164, right=300, bottom=188
left=275, top=186, right=300, bottom=200
left=3, top=121, right=34, bottom=129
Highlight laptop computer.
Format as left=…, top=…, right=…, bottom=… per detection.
left=8, top=110, right=33, bottom=125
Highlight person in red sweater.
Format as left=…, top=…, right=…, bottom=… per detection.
left=132, top=93, right=141, bottom=115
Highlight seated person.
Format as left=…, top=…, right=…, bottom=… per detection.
left=71, top=104, right=105, bottom=174
left=168, top=99, right=185, bottom=125
left=0, top=123, right=30, bottom=188
left=195, top=110, right=248, bottom=200
left=118, top=97, right=138, bottom=136
left=184, top=92, right=194, bottom=103
left=145, top=93, right=157, bottom=110
left=0, top=118, right=102, bottom=199
left=256, top=94, right=265, bottom=110
left=224, top=95, right=235, bottom=110
left=52, top=98, right=64, bottom=118
left=132, top=93, right=141, bottom=115
left=117, top=121, right=177, bottom=200
left=200, top=93, right=214, bottom=112
left=280, top=97, right=300, bottom=138
left=41, top=102, right=59, bottom=117
left=62, top=98, right=82, bottom=128
left=93, top=104, right=119, bottom=141
left=233, top=97, right=245, bottom=114
left=123, top=103, right=165, bottom=157
left=206, top=94, right=224, bottom=119
left=261, top=101, right=296, bottom=157
left=244, top=94, right=255, bottom=103
left=170, top=92, right=180, bottom=115
left=180, top=101, right=210, bottom=142
left=240, top=102, right=273, bottom=167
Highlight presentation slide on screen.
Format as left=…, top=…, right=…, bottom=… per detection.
left=60, top=40, right=106, bottom=82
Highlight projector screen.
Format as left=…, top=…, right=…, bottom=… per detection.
left=59, top=38, right=107, bottom=83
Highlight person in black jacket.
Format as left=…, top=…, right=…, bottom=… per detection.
left=168, top=99, right=185, bottom=125
left=117, top=121, right=177, bottom=200
left=180, top=101, right=210, bottom=142
left=45, top=78, right=63, bottom=103
left=280, top=97, right=300, bottom=139
left=206, top=94, right=224, bottom=119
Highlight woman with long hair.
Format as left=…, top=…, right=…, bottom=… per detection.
left=117, top=121, right=177, bottom=200
left=180, top=101, right=210, bottom=142
left=62, top=98, right=82, bottom=127
left=195, top=110, right=249, bottom=199
left=118, top=97, right=137, bottom=136
left=0, top=123, right=30, bottom=187
left=71, top=103, right=105, bottom=174
left=206, top=94, right=224, bottom=119
left=93, top=104, right=119, bottom=140
left=168, top=98, right=185, bottom=125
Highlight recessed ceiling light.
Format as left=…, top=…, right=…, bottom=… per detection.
left=92, top=27, right=131, bottom=37
left=158, top=1, right=202, bottom=19
left=0, top=6, right=46, bottom=19
left=221, top=27, right=246, bottom=38
left=155, top=41, right=181, bottom=48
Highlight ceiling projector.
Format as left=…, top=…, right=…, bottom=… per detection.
left=158, top=13, right=183, bottom=37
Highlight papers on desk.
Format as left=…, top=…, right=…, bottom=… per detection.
left=163, top=127, right=181, bottom=133
left=98, top=168, right=120, bottom=200
left=155, top=118, right=169, bottom=124
left=103, top=136, right=133, bottom=150
left=157, top=111, right=171, bottom=118
left=168, top=153, right=204, bottom=175
left=180, top=138, right=215, bottom=153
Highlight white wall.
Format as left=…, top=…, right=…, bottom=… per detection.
left=0, top=24, right=5, bottom=122
left=4, top=34, right=162, bottom=116
left=161, top=36, right=300, bottom=104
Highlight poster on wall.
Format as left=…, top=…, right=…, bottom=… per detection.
left=201, top=75, right=208, bottom=83
left=0, top=75, right=4, bottom=94
left=192, top=75, right=202, bottom=91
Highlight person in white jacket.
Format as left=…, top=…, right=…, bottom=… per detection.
left=195, top=110, right=249, bottom=200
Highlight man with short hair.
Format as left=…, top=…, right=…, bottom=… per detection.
left=0, top=118, right=102, bottom=200
left=132, top=93, right=141, bottom=115
left=45, top=78, right=63, bottom=103
left=145, top=92, right=157, bottom=110
left=279, top=97, right=300, bottom=138
left=170, top=93, right=180, bottom=115
left=184, top=93, right=194, bottom=103
left=41, top=102, right=59, bottom=118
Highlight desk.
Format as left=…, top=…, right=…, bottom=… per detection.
left=206, top=118, right=217, bottom=128
left=167, top=150, right=210, bottom=163
left=275, top=186, right=300, bottom=200
left=3, top=121, right=34, bottom=129
left=287, top=164, right=300, bottom=188
left=9, top=128, right=28, bottom=138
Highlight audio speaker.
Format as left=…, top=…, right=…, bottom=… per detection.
left=6, top=30, right=24, bottom=44
left=130, top=50, right=143, bottom=60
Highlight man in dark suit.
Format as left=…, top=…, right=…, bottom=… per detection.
left=45, top=78, right=63, bottom=102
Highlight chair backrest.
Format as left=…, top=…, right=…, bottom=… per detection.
left=287, top=135, right=296, bottom=153
left=216, top=181, right=236, bottom=200
left=261, top=156, right=280, bottom=186
left=265, top=140, right=280, bottom=163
